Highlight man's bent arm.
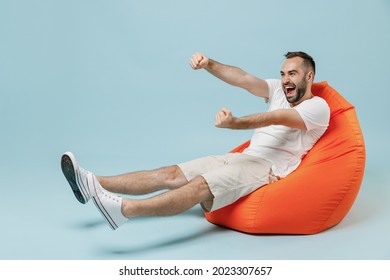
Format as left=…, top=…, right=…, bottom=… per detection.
left=215, top=108, right=307, bottom=130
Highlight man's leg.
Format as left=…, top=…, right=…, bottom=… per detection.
left=97, top=165, right=188, bottom=195
left=61, top=151, right=190, bottom=204
left=89, top=174, right=213, bottom=230
left=121, top=176, right=213, bottom=217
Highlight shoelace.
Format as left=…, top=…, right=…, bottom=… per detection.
left=96, top=185, right=120, bottom=203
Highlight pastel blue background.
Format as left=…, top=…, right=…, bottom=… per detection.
left=0, top=0, right=389, bottom=259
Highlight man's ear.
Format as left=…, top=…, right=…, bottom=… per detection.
left=306, top=71, right=314, bottom=82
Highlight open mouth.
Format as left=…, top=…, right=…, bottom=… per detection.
left=285, top=85, right=296, bottom=96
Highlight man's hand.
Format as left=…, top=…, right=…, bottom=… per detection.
left=189, top=52, right=210, bottom=70
left=214, top=108, right=236, bottom=128
left=268, top=174, right=281, bottom=184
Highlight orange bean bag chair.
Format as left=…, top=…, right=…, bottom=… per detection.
left=204, top=81, right=366, bottom=234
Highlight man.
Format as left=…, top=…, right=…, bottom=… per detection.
left=61, top=51, right=330, bottom=230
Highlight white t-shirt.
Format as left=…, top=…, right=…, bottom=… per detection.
left=243, top=79, right=330, bottom=178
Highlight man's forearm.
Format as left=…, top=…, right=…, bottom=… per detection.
left=228, top=112, right=274, bottom=130
left=216, top=109, right=306, bottom=130
left=190, top=52, right=267, bottom=97
left=204, top=59, right=249, bottom=88
left=215, top=108, right=276, bottom=130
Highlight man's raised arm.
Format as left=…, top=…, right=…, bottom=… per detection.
left=189, top=52, right=269, bottom=99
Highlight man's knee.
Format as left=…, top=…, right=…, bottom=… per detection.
left=161, top=165, right=188, bottom=188
left=189, top=176, right=214, bottom=201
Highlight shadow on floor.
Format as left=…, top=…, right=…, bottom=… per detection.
left=95, top=226, right=225, bottom=257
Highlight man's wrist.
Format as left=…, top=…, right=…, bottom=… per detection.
left=204, top=58, right=215, bottom=71
left=229, top=117, right=239, bottom=129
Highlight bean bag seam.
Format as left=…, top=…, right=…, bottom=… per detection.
left=251, top=186, right=267, bottom=230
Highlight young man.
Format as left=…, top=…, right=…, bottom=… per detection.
left=61, top=51, right=330, bottom=230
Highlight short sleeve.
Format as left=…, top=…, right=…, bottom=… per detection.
left=295, top=97, right=330, bottom=131
left=265, top=79, right=282, bottom=104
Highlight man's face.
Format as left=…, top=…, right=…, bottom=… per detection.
left=280, top=57, right=309, bottom=104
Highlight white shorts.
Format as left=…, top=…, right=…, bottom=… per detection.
left=178, top=153, right=272, bottom=212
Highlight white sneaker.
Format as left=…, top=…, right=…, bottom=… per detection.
left=61, top=152, right=93, bottom=204
left=89, top=174, right=128, bottom=230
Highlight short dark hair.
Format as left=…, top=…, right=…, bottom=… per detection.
left=284, top=51, right=316, bottom=75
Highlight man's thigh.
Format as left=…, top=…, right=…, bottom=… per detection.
left=179, top=154, right=272, bottom=212
left=177, top=155, right=229, bottom=182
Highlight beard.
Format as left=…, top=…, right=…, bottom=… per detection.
left=284, top=76, right=308, bottom=104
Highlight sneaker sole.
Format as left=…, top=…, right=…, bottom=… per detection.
left=61, top=153, right=88, bottom=204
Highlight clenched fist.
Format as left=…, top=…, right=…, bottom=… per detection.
left=189, top=52, right=210, bottom=70
left=214, top=108, right=235, bottom=128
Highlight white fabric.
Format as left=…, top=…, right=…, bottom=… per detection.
left=178, top=154, right=271, bottom=212
left=243, top=79, right=330, bottom=178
